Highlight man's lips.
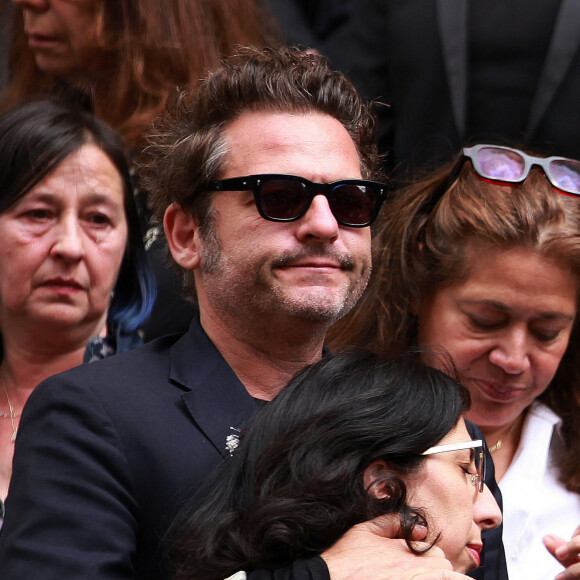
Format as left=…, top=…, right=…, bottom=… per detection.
left=272, top=251, right=355, bottom=276
left=280, top=260, right=342, bottom=269
left=466, top=544, right=482, bottom=568
left=474, top=379, right=526, bottom=402
left=275, top=261, right=346, bottom=280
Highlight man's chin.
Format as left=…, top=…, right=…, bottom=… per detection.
left=279, top=290, right=353, bottom=323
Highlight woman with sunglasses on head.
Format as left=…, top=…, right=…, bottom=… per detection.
left=0, top=97, right=155, bottom=528
left=329, top=144, right=580, bottom=579
left=169, top=351, right=501, bottom=580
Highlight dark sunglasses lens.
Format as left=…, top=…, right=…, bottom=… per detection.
left=476, top=147, right=526, bottom=181
left=329, top=183, right=378, bottom=225
left=259, top=179, right=310, bottom=220
left=548, top=159, right=580, bottom=195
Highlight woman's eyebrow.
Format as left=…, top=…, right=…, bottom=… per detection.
left=460, top=298, right=575, bottom=321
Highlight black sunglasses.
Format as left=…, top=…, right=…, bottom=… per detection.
left=206, top=174, right=389, bottom=227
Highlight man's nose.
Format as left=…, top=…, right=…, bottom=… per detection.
left=294, top=194, right=339, bottom=243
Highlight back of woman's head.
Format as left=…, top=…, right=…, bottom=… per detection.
left=0, top=97, right=155, bottom=333
left=169, top=350, right=468, bottom=580
left=243, top=350, right=465, bottom=469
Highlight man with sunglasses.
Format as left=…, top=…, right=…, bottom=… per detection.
left=0, top=47, right=494, bottom=580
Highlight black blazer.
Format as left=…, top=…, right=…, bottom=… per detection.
left=0, top=319, right=258, bottom=579
left=324, top=0, right=580, bottom=174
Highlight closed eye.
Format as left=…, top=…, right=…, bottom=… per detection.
left=532, top=328, right=561, bottom=342
left=461, top=448, right=477, bottom=476
left=461, top=464, right=477, bottom=477
left=468, top=315, right=503, bottom=330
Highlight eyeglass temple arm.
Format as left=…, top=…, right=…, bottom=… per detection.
left=421, top=439, right=483, bottom=455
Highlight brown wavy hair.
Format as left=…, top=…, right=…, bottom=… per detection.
left=329, top=157, right=580, bottom=493
left=139, top=45, right=382, bottom=298
left=1, top=0, right=280, bottom=148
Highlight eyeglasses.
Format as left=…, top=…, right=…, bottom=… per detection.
left=426, top=144, right=580, bottom=213
left=464, top=144, right=580, bottom=194
left=206, top=174, right=389, bottom=227
left=421, top=439, right=485, bottom=493
left=448, top=144, right=580, bottom=196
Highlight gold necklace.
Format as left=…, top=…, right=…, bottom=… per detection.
left=488, top=420, right=520, bottom=455
left=1, top=371, right=18, bottom=443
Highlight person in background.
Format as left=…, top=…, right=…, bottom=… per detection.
left=329, top=143, right=580, bottom=579
left=1, top=0, right=281, bottom=340
left=2, top=0, right=278, bottom=149
left=0, top=97, right=155, bottom=528
left=170, top=351, right=502, bottom=580
left=323, top=0, right=580, bottom=178
left=0, top=1, right=10, bottom=89
left=267, top=0, right=353, bottom=48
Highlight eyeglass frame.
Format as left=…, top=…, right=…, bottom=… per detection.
left=421, top=439, right=485, bottom=493
left=427, top=143, right=580, bottom=212
left=465, top=144, right=580, bottom=193
left=206, top=173, right=389, bottom=228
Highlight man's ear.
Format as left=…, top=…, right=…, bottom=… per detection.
left=363, top=460, right=391, bottom=499
left=164, top=203, right=202, bottom=270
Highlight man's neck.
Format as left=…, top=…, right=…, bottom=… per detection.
left=199, top=309, right=328, bottom=400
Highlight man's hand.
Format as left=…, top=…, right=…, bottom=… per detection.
left=321, top=516, right=469, bottom=579
left=544, top=526, right=580, bottom=579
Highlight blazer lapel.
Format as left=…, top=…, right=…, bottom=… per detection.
left=526, top=0, right=580, bottom=139
left=168, top=320, right=258, bottom=459
left=437, top=0, right=468, bottom=140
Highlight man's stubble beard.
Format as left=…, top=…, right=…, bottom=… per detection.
left=197, top=217, right=371, bottom=326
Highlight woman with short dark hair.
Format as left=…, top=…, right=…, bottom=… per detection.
left=1, top=0, right=281, bottom=340
left=0, top=97, right=155, bottom=522
left=170, top=351, right=501, bottom=579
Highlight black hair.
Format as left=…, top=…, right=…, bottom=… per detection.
left=169, top=350, right=469, bottom=579
left=0, top=97, right=155, bottom=334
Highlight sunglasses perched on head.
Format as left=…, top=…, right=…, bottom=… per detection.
left=463, top=144, right=580, bottom=194
left=206, top=174, right=389, bottom=227
left=421, top=439, right=485, bottom=493
left=443, top=144, right=580, bottom=196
